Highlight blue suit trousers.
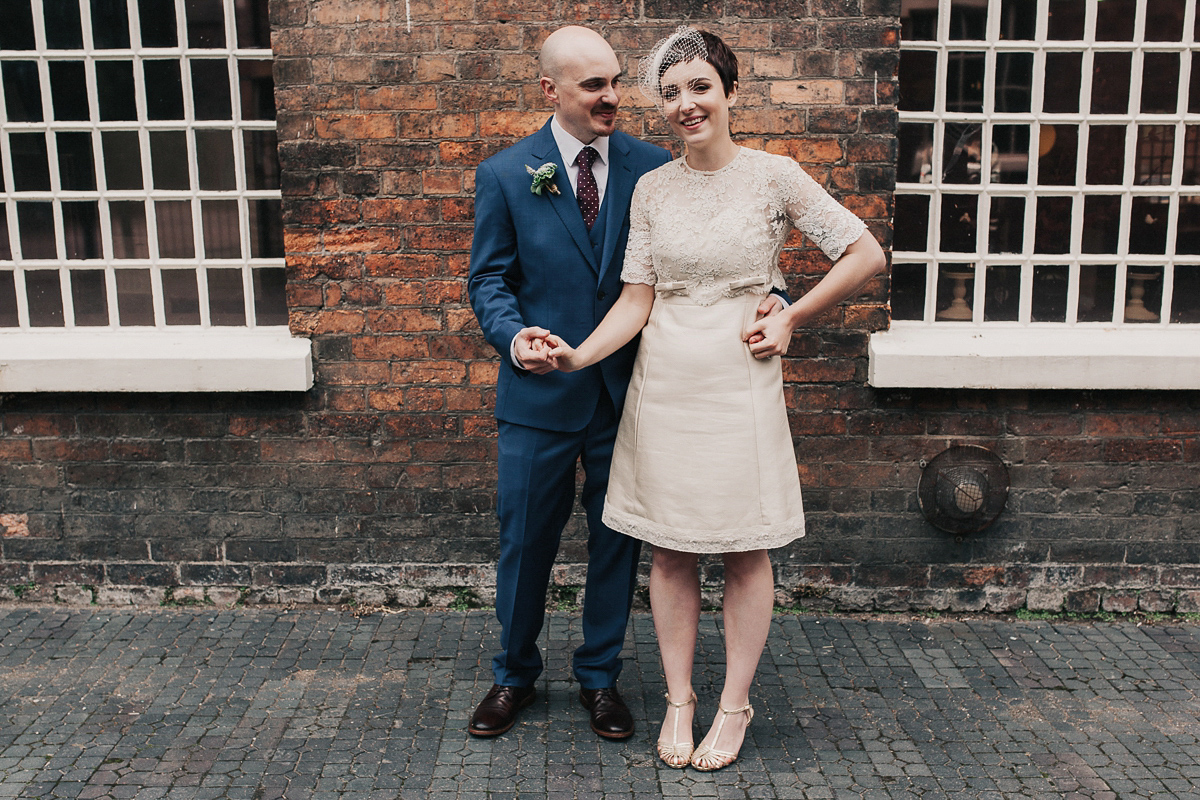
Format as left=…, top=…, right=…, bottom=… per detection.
left=493, top=388, right=642, bottom=689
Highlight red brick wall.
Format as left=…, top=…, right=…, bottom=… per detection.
left=1, top=0, right=1198, bottom=614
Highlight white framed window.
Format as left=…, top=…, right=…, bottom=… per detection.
left=0, top=0, right=310, bottom=391
left=871, top=0, right=1200, bottom=389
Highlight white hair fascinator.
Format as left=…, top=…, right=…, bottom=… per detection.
left=637, top=25, right=708, bottom=111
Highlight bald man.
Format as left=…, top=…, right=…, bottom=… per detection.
left=467, top=26, right=671, bottom=738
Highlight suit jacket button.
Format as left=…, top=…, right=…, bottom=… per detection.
left=597, top=290, right=607, bottom=300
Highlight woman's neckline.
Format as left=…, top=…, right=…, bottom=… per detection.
left=680, top=146, right=744, bottom=176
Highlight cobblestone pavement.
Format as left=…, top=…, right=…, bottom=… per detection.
left=2, top=608, right=1200, bottom=799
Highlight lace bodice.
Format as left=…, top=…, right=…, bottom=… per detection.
left=621, top=147, right=867, bottom=305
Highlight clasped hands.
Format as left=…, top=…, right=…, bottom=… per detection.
left=514, top=294, right=791, bottom=374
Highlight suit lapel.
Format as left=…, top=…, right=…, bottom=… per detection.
left=527, top=123, right=598, bottom=273
left=598, top=135, right=635, bottom=281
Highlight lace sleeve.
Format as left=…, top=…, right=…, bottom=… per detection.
left=620, top=181, right=656, bottom=286
left=779, top=158, right=867, bottom=263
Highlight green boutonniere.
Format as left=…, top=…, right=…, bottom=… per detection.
left=526, top=163, right=560, bottom=196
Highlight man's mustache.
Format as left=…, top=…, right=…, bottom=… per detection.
left=594, top=104, right=617, bottom=113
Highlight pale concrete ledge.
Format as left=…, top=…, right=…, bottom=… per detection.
left=869, top=326, right=1200, bottom=390
left=0, top=330, right=313, bottom=392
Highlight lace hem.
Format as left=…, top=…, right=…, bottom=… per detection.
left=603, top=506, right=805, bottom=554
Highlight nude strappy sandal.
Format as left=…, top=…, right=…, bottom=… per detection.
left=655, top=691, right=696, bottom=769
left=690, top=702, right=753, bottom=772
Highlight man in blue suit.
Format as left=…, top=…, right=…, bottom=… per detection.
left=466, top=25, right=671, bottom=739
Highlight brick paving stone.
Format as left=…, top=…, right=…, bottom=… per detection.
left=2, top=609, right=1200, bottom=798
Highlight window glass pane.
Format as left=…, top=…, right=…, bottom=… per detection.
left=889, top=263, right=927, bottom=321
left=43, top=0, right=84, bottom=49
left=18, top=203, right=56, bottom=259
left=70, top=269, right=109, bottom=326
left=0, top=273, right=18, bottom=326
left=1034, top=196, right=1072, bottom=254
left=49, top=61, right=90, bottom=121
left=993, top=125, right=1029, bottom=183
left=942, top=123, right=984, bottom=184
left=1128, top=197, right=1169, bottom=254
left=1095, top=0, right=1136, bottom=41
left=1031, top=264, right=1069, bottom=322
left=101, top=131, right=143, bottom=190
left=191, top=60, right=232, bottom=120
left=195, top=130, right=236, bottom=190
left=1077, top=265, right=1116, bottom=322
left=1146, top=0, right=1185, bottom=41
left=201, top=199, right=240, bottom=258
left=1170, top=266, right=1200, bottom=323
left=115, top=268, right=154, bottom=325
left=91, top=0, right=132, bottom=49
left=999, top=0, right=1036, bottom=40
left=1136, top=125, right=1175, bottom=187
left=1141, top=53, right=1180, bottom=115
left=988, top=196, right=1024, bottom=254
left=0, top=1, right=37, bottom=50
left=144, top=60, right=184, bottom=120
left=161, top=268, right=200, bottom=324
left=1123, top=267, right=1163, bottom=322
left=57, top=132, right=97, bottom=191
left=948, top=0, right=986, bottom=39
left=945, top=52, right=984, bottom=113
left=1177, top=196, right=1200, bottom=255
left=235, top=0, right=270, bottom=48
left=253, top=267, right=287, bottom=325
left=1082, top=196, right=1122, bottom=254
left=994, top=52, right=1033, bottom=113
left=139, top=0, right=178, bottom=47
left=237, top=60, right=276, bottom=120
left=0, top=205, right=10, bottom=259
left=900, top=0, right=937, bottom=40
left=897, top=51, right=937, bottom=112
left=897, top=123, right=933, bottom=184
left=1091, top=53, right=1132, bottom=114
left=10, top=133, right=52, bottom=191
left=150, top=130, right=190, bottom=189
left=109, top=201, right=149, bottom=259
left=1042, top=53, right=1081, bottom=113
left=96, top=61, right=137, bottom=121
left=892, top=194, right=930, bottom=252
left=1036, top=124, right=1077, bottom=186
left=248, top=198, right=283, bottom=258
left=935, top=263, right=974, bottom=320
left=62, top=201, right=102, bottom=259
left=983, top=265, right=1021, bottom=321
left=1046, top=0, right=1085, bottom=39
left=1186, top=126, right=1200, bottom=185
left=940, top=194, right=978, bottom=252
left=243, top=129, right=280, bottom=190
left=2, top=62, right=43, bottom=122
left=155, top=200, right=194, bottom=258
left=206, top=267, right=245, bottom=325
left=26, top=270, right=65, bottom=326
left=1191, top=53, right=1200, bottom=114
left=186, top=0, right=226, bottom=47
left=1086, top=126, right=1126, bottom=185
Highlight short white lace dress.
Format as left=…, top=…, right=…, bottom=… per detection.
left=601, top=147, right=867, bottom=553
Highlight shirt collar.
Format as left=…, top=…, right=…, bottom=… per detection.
left=551, top=114, right=610, bottom=167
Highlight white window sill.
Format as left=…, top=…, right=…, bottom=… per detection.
left=0, top=330, right=313, bottom=392
left=869, top=326, right=1200, bottom=390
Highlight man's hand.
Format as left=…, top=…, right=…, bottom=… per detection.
left=514, top=327, right=558, bottom=373
left=743, top=296, right=795, bottom=359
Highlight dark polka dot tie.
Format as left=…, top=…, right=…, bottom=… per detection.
left=576, top=146, right=599, bottom=230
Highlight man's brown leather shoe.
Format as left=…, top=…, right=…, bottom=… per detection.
left=468, top=684, right=536, bottom=737
left=579, top=687, right=634, bottom=739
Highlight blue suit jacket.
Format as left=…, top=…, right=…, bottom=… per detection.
left=469, top=120, right=672, bottom=432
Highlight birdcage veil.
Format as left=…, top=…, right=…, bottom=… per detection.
left=637, top=26, right=708, bottom=110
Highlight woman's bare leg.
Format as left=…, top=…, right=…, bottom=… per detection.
left=649, top=545, right=701, bottom=752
